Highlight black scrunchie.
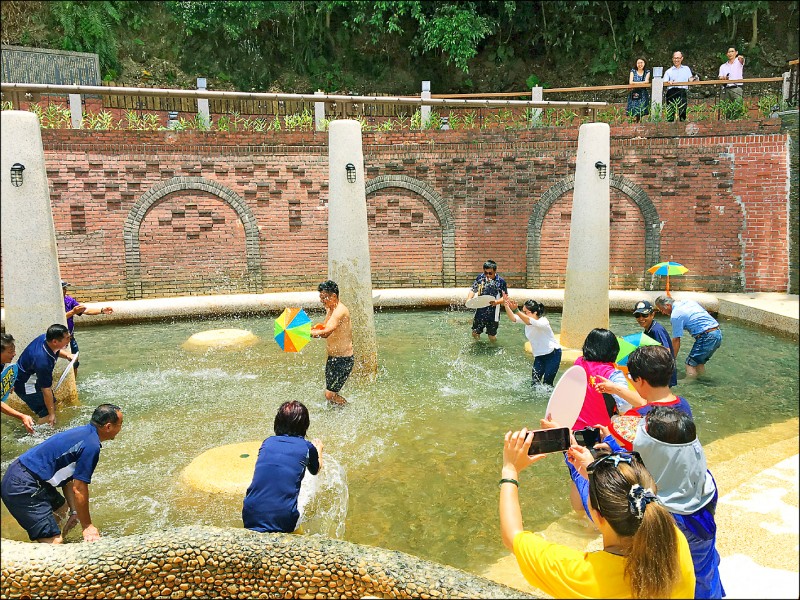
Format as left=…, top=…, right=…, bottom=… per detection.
left=628, top=484, right=658, bottom=519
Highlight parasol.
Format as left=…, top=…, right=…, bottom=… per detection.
left=648, top=261, right=688, bottom=297
left=274, top=308, right=312, bottom=352
left=615, top=332, right=662, bottom=366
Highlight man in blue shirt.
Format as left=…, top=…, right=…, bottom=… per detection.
left=466, top=260, right=508, bottom=342
left=655, top=295, right=722, bottom=377
left=1, top=403, right=123, bottom=543
left=13, top=324, right=73, bottom=427
left=1, top=333, right=35, bottom=434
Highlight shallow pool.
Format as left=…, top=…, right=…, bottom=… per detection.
left=1, top=308, right=797, bottom=575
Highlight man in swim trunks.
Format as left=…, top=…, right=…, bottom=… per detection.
left=310, top=280, right=354, bottom=405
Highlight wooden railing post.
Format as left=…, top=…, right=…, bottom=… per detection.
left=651, top=68, right=664, bottom=115
left=314, top=90, right=325, bottom=131
left=421, top=81, right=431, bottom=129
left=782, top=71, right=791, bottom=103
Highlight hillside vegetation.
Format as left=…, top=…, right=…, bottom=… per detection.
left=1, top=1, right=797, bottom=96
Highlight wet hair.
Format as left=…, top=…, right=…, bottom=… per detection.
left=46, top=324, right=70, bottom=342
left=1, top=333, right=14, bottom=353
left=523, top=300, right=545, bottom=317
left=627, top=346, right=675, bottom=388
left=274, top=401, right=310, bottom=437
left=588, top=456, right=680, bottom=598
left=654, top=295, right=673, bottom=309
left=483, top=260, right=497, bottom=271
left=91, top=404, right=122, bottom=427
left=318, top=280, right=339, bottom=297
left=645, top=406, right=696, bottom=444
left=581, top=328, right=619, bottom=363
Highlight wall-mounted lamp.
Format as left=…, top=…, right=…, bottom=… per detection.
left=10, top=163, right=25, bottom=187
left=594, top=161, right=607, bottom=179
left=345, top=163, right=357, bottom=183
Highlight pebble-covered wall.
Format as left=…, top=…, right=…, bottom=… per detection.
left=0, top=526, right=531, bottom=599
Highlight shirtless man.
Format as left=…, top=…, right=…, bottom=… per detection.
left=310, top=280, right=354, bottom=405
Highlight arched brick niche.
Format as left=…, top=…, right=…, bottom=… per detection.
left=527, top=173, right=660, bottom=288
left=365, top=175, right=455, bottom=286
left=124, top=177, right=263, bottom=299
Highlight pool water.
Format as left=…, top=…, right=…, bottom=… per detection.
left=1, top=309, right=797, bottom=575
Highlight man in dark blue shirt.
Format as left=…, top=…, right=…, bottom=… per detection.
left=632, top=300, right=678, bottom=387
left=1, top=403, right=123, bottom=543
left=13, top=324, right=73, bottom=427
left=466, top=260, right=508, bottom=341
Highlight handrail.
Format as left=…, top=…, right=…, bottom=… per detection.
left=430, top=76, right=784, bottom=98
left=0, top=82, right=606, bottom=109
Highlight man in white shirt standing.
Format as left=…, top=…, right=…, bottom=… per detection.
left=663, top=51, right=698, bottom=122
left=718, top=46, right=745, bottom=103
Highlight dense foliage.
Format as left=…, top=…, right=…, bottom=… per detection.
left=1, top=1, right=797, bottom=93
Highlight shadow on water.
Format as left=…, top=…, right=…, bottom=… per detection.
left=1, top=309, right=797, bottom=574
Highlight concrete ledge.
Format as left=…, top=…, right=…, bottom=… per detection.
left=715, top=293, right=799, bottom=340
left=0, top=526, right=529, bottom=599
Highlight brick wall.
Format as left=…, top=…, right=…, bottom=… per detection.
left=5, top=119, right=788, bottom=301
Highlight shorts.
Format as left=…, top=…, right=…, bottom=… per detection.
left=687, top=329, right=722, bottom=366
left=69, top=334, right=80, bottom=368
left=1, top=459, right=65, bottom=541
left=325, top=355, right=354, bottom=393
left=471, top=317, right=499, bottom=336
left=15, top=389, right=49, bottom=418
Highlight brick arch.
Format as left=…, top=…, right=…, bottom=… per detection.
left=365, top=175, right=456, bottom=286
left=124, top=177, right=263, bottom=299
left=526, top=173, right=660, bottom=287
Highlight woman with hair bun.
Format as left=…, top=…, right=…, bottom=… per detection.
left=503, top=298, right=562, bottom=386
left=499, top=428, right=695, bottom=598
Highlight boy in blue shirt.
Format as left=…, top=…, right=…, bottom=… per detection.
left=1, top=404, right=124, bottom=543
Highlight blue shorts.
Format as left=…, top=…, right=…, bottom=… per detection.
left=1, top=459, right=65, bottom=540
left=325, top=355, right=354, bottom=393
left=687, top=329, right=722, bottom=366
left=69, top=334, right=80, bottom=368
left=471, top=317, right=499, bottom=336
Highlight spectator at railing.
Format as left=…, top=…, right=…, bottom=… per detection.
left=718, top=46, right=746, bottom=103
left=626, top=58, right=651, bottom=122
left=664, top=51, right=699, bottom=122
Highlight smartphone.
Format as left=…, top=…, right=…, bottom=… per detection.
left=573, top=427, right=601, bottom=449
left=526, top=427, right=571, bottom=455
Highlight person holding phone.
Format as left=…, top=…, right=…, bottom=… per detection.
left=499, top=428, right=695, bottom=598
left=503, top=298, right=562, bottom=386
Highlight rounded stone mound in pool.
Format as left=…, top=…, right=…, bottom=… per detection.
left=524, top=335, right=581, bottom=365
left=181, top=441, right=261, bottom=495
left=181, top=328, right=259, bottom=351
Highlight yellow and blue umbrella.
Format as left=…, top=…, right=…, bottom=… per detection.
left=615, top=332, right=662, bottom=366
left=274, top=308, right=311, bottom=352
left=648, top=261, right=688, bottom=297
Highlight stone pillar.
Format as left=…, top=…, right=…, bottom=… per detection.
left=314, top=90, right=326, bottom=131
left=560, top=123, right=610, bottom=349
left=197, top=78, right=210, bottom=130
left=327, top=120, right=378, bottom=378
left=530, top=86, right=543, bottom=125
left=651, top=76, right=664, bottom=114
left=68, top=94, right=82, bottom=129
left=420, top=81, right=431, bottom=129
left=782, top=71, right=791, bottom=103
left=1, top=111, right=78, bottom=406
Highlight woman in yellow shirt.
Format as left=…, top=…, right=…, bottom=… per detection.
left=499, top=428, right=696, bottom=598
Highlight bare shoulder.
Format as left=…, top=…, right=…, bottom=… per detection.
left=335, top=302, right=350, bottom=318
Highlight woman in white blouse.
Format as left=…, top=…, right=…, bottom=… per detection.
left=504, top=298, right=562, bottom=386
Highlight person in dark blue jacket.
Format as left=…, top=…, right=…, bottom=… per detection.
left=242, top=401, right=322, bottom=533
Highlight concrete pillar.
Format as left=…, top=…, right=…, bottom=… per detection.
left=651, top=76, right=664, bottom=114
left=314, top=90, right=326, bottom=131
left=782, top=71, right=791, bottom=103
left=68, top=94, right=82, bottom=129
left=560, top=123, right=611, bottom=349
left=197, top=77, right=210, bottom=130
left=420, top=81, right=431, bottom=129
left=530, top=87, right=543, bottom=125
left=327, top=120, right=378, bottom=378
left=1, top=111, right=78, bottom=407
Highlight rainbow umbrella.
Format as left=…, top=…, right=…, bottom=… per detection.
left=274, top=308, right=311, bottom=352
left=648, top=261, right=688, bottom=297
left=615, top=332, right=662, bottom=366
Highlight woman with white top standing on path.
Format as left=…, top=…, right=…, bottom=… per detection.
left=503, top=298, right=562, bottom=386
